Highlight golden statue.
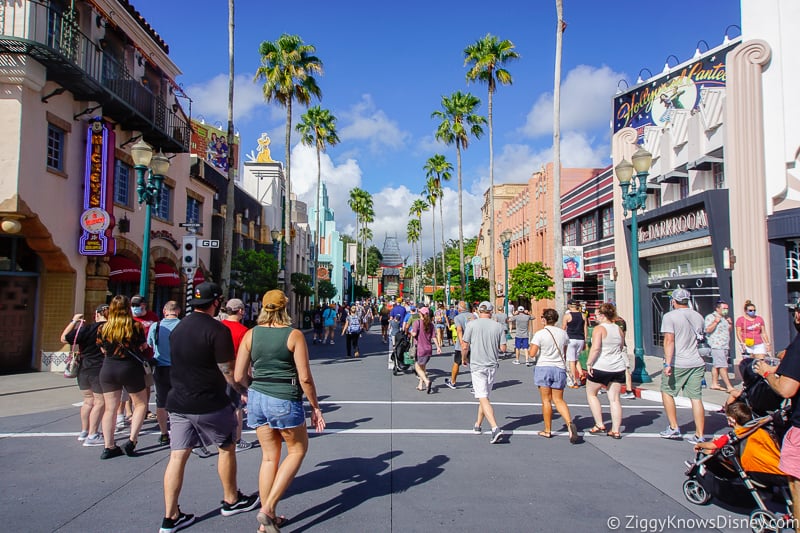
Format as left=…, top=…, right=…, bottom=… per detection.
left=256, top=133, right=275, bottom=163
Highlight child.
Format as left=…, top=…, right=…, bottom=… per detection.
left=449, top=322, right=458, bottom=345
left=694, top=401, right=783, bottom=478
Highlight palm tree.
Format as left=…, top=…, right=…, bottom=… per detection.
left=348, top=187, right=372, bottom=284
left=432, top=91, right=486, bottom=298
left=296, top=105, right=339, bottom=306
left=552, top=1, right=566, bottom=312
left=423, top=178, right=439, bottom=296
left=406, top=218, right=421, bottom=301
left=348, top=187, right=366, bottom=280
left=409, top=198, right=429, bottom=300
left=361, top=204, right=374, bottom=285
left=465, top=33, right=519, bottom=309
left=424, top=154, right=453, bottom=289
left=220, top=0, right=236, bottom=296
left=254, top=34, right=323, bottom=258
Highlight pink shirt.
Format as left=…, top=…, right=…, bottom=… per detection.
left=736, top=316, right=766, bottom=345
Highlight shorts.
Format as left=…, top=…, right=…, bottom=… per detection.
left=780, top=426, right=800, bottom=479
left=470, top=365, right=497, bottom=399
left=711, top=348, right=729, bottom=369
left=744, top=343, right=768, bottom=356
left=99, top=357, right=146, bottom=394
left=587, top=368, right=626, bottom=387
left=566, top=339, right=584, bottom=362
left=169, top=404, right=236, bottom=450
left=247, top=388, right=306, bottom=430
left=152, top=365, right=172, bottom=408
left=454, top=349, right=469, bottom=365
left=77, top=366, right=103, bottom=394
left=515, top=338, right=529, bottom=350
left=416, top=354, right=431, bottom=366
left=435, top=323, right=445, bottom=330
left=661, top=365, right=704, bottom=400
left=533, top=365, right=567, bottom=389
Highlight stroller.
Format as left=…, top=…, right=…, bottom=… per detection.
left=683, top=410, right=793, bottom=533
left=391, top=330, right=412, bottom=375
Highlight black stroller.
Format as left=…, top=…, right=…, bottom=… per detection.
left=683, top=411, right=793, bottom=533
left=391, top=330, right=412, bottom=375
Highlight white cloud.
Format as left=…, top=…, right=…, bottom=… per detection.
left=520, top=64, right=624, bottom=137
left=338, top=94, right=411, bottom=152
left=185, top=73, right=279, bottom=124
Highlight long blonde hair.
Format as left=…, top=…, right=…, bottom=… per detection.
left=100, top=295, right=139, bottom=343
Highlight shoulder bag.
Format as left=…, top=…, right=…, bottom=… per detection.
left=64, top=320, right=83, bottom=378
left=544, top=326, right=575, bottom=387
left=125, top=347, right=153, bottom=376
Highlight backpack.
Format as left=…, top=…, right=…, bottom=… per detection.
left=347, top=314, right=362, bottom=334
left=313, top=312, right=322, bottom=325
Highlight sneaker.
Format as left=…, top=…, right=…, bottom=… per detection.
left=444, top=379, right=457, bottom=390
left=330, top=340, right=334, bottom=345
left=621, top=391, right=636, bottom=400
left=115, top=414, right=125, bottom=430
left=191, top=446, right=213, bottom=458
left=220, top=490, right=260, bottom=516
left=659, top=425, right=681, bottom=439
left=83, top=433, right=104, bottom=447
left=159, top=509, right=195, bottom=533
left=526, top=361, right=534, bottom=366
left=77, top=430, right=89, bottom=442
left=235, top=439, right=253, bottom=452
left=489, top=427, right=504, bottom=444
left=159, top=434, right=171, bottom=446
left=122, top=439, right=137, bottom=456
left=100, top=446, right=123, bottom=460
left=686, top=434, right=707, bottom=445
left=512, top=360, right=521, bottom=365
left=473, top=425, right=482, bottom=435
left=469, top=388, right=475, bottom=394
left=598, top=388, right=607, bottom=395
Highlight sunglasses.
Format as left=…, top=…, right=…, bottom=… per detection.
left=747, top=308, right=756, bottom=312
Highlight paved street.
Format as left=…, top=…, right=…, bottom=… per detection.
left=0, top=323, right=762, bottom=532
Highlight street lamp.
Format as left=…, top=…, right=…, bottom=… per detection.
left=271, top=228, right=281, bottom=261
left=132, top=138, right=170, bottom=298
left=446, top=267, right=452, bottom=307
left=615, top=146, right=653, bottom=384
left=501, top=229, right=512, bottom=315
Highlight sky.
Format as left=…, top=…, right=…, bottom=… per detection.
left=135, top=0, right=741, bottom=262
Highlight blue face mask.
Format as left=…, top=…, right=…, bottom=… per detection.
left=131, top=306, right=145, bottom=317
left=746, top=310, right=756, bottom=317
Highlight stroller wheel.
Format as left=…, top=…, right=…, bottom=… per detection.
left=682, top=479, right=711, bottom=505
left=749, top=509, right=779, bottom=533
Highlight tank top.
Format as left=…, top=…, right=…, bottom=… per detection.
left=565, top=311, right=585, bottom=340
left=592, top=322, right=627, bottom=373
left=250, top=326, right=301, bottom=401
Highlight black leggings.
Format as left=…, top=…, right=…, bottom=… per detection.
left=346, top=333, right=360, bottom=357
left=99, top=357, right=145, bottom=393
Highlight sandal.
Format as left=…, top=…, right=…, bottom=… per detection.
left=607, top=431, right=622, bottom=440
left=257, top=512, right=287, bottom=533
left=588, top=425, right=607, bottom=434
left=537, top=431, right=552, bottom=438
left=568, top=422, right=579, bottom=444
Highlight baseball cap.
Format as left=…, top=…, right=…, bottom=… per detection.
left=190, top=282, right=223, bottom=307
left=567, top=298, right=578, bottom=306
left=225, top=298, right=245, bottom=312
left=517, top=306, right=525, bottom=312
left=262, top=290, right=288, bottom=310
left=95, top=303, right=109, bottom=313
left=418, top=307, right=430, bottom=316
left=671, top=288, right=691, bottom=303
left=786, top=298, right=800, bottom=312
left=409, top=305, right=417, bottom=311
left=478, top=301, right=493, bottom=312
left=130, top=295, right=146, bottom=306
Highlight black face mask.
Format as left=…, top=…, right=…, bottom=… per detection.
left=794, top=312, right=800, bottom=333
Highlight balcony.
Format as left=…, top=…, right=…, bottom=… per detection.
left=0, top=1, right=188, bottom=153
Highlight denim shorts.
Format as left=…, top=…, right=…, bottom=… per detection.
left=534, top=365, right=567, bottom=389
left=247, top=389, right=306, bottom=429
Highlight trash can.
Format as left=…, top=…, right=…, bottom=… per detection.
left=302, top=311, right=312, bottom=329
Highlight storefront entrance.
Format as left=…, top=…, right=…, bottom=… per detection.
left=647, top=275, right=720, bottom=352
left=0, top=276, right=38, bottom=373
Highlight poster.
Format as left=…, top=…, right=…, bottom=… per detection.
left=562, top=246, right=584, bottom=282
left=190, top=119, right=239, bottom=175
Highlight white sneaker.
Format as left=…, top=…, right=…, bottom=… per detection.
left=621, top=391, right=636, bottom=400
left=77, top=430, right=88, bottom=442
left=83, top=433, right=104, bottom=447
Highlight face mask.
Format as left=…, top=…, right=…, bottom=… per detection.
left=720, top=309, right=729, bottom=316
left=131, top=306, right=144, bottom=317
left=747, top=310, right=756, bottom=317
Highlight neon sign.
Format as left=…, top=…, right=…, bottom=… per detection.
left=79, top=122, right=116, bottom=255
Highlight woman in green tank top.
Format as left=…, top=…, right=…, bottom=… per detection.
left=234, top=290, right=325, bottom=532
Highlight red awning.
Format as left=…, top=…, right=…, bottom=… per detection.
left=193, top=269, right=205, bottom=285
left=109, top=256, right=140, bottom=283
left=154, top=262, right=181, bottom=287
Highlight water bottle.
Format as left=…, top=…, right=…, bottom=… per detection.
left=701, top=378, right=707, bottom=389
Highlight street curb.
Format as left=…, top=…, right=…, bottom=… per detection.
left=633, top=387, right=722, bottom=413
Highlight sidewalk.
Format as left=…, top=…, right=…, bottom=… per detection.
left=632, top=354, right=728, bottom=411
left=0, top=371, right=79, bottom=417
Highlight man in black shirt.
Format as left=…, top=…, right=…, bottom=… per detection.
left=159, top=282, right=258, bottom=533
left=754, top=304, right=800, bottom=527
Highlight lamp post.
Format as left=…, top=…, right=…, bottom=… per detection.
left=446, top=267, right=452, bottom=307
left=615, top=146, right=653, bottom=384
left=132, top=139, right=170, bottom=298
left=500, top=229, right=512, bottom=316
left=465, top=262, right=470, bottom=295
left=271, top=228, right=281, bottom=265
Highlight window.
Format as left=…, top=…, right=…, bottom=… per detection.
left=114, top=160, right=131, bottom=207
left=679, top=177, right=689, bottom=200
left=154, top=184, right=172, bottom=221
left=580, top=214, right=597, bottom=244
left=47, top=124, right=65, bottom=172
left=712, top=162, right=725, bottom=189
left=186, top=196, right=201, bottom=225
left=563, top=220, right=578, bottom=246
left=601, top=207, right=614, bottom=238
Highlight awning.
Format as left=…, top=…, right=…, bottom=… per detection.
left=687, top=152, right=724, bottom=171
left=655, top=164, right=689, bottom=184
left=154, top=262, right=181, bottom=287
left=109, top=256, right=140, bottom=283
left=193, top=269, right=205, bottom=285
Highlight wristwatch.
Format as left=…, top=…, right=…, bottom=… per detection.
left=663, top=362, right=671, bottom=368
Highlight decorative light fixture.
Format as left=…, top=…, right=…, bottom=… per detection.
left=693, top=39, right=710, bottom=59
left=636, top=68, right=654, bottom=84
left=117, top=213, right=130, bottom=233
left=662, top=54, right=680, bottom=74
left=723, top=24, right=741, bottom=45
left=1, top=215, right=23, bottom=234
left=616, top=79, right=629, bottom=95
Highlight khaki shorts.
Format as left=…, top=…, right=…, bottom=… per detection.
left=661, top=365, right=704, bottom=400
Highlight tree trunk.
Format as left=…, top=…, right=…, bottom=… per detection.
left=553, top=0, right=565, bottom=312
left=431, top=204, right=436, bottom=302
left=488, top=87, right=496, bottom=308
left=440, top=200, right=446, bottom=296
left=220, top=0, right=235, bottom=296
left=457, top=145, right=465, bottom=299
left=314, top=144, right=321, bottom=307
left=284, top=102, right=293, bottom=314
